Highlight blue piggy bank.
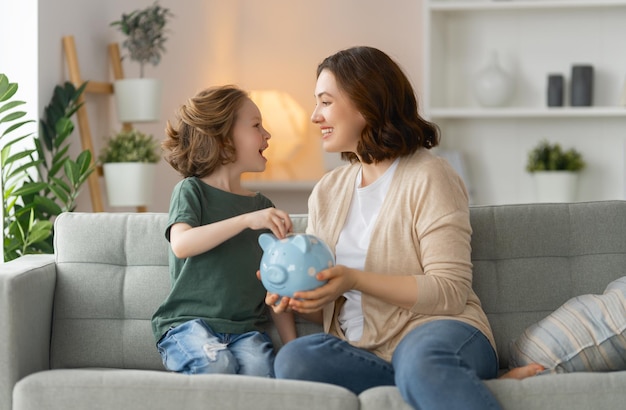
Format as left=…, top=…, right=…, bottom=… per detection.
left=258, top=233, right=334, bottom=298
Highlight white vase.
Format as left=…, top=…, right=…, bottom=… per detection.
left=114, top=79, right=162, bottom=123
left=532, top=171, right=579, bottom=203
left=103, top=162, right=156, bottom=207
left=473, top=51, right=514, bottom=107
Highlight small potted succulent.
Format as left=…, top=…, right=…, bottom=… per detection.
left=99, top=128, right=160, bottom=207
left=526, top=140, right=585, bottom=202
left=111, top=1, right=173, bottom=123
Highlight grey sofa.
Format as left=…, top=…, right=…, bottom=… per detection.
left=2, top=201, right=626, bottom=410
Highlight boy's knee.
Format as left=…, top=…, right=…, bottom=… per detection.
left=181, top=343, right=237, bottom=374
left=202, top=341, right=228, bottom=361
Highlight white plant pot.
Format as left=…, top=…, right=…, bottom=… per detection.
left=103, top=163, right=156, bottom=207
left=114, top=78, right=162, bottom=123
left=532, top=171, right=579, bottom=203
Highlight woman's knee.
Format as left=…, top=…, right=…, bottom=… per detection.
left=274, top=333, right=329, bottom=379
left=392, top=320, right=497, bottom=380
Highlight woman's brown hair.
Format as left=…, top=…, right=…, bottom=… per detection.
left=162, top=85, right=249, bottom=178
left=317, top=46, right=439, bottom=164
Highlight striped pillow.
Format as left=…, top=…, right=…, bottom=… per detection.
left=509, top=276, right=626, bottom=374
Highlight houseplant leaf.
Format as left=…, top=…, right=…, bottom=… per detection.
left=2, top=74, right=92, bottom=261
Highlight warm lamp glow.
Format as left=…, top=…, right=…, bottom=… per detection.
left=249, top=90, right=307, bottom=179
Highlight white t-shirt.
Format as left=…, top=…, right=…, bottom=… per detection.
left=336, top=159, right=399, bottom=341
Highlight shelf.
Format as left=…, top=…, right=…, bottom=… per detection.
left=430, top=0, right=626, bottom=12
left=423, top=0, right=626, bottom=205
left=428, top=107, right=626, bottom=119
left=424, top=3, right=626, bottom=110
left=242, top=180, right=318, bottom=191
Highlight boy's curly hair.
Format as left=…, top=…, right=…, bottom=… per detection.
left=162, top=85, right=248, bottom=178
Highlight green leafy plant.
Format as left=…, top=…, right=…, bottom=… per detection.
left=35, top=82, right=94, bottom=218
left=526, top=140, right=586, bottom=173
left=98, top=128, right=160, bottom=164
left=1, top=74, right=94, bottom=261
left=1, top=74, right=47, bottom=261
left=111, top=1, right=173, bottom=78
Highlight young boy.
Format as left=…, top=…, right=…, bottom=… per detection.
left=152, top=85, right=296, bottom=376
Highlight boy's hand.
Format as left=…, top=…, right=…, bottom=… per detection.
left=247, top=208, right=293, bottom=238
left=256, top=270, right=291, bottom=313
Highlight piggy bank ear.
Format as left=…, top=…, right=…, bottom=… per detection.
left=258, top=233, right=277, bottom=251
left=292, top=235, right=311, bottom=253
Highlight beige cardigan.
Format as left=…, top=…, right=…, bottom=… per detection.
left=307, top=149, right=496, bottom=362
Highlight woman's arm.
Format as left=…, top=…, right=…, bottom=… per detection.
left=170, top=207, right=292, bottom=259
left=289, top=265, right=418, bottom=314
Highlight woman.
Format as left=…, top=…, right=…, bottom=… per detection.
left=268, top=47, right=540, bottom=409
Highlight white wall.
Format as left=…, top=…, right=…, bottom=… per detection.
left=1, top=0, right=38, bottom=262
left=34, top=0, right=424, bottom=213
left=18, top=0, right=626, bottom=214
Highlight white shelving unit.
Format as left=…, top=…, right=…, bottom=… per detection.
left=423, top=0, right=626, bottom=205
left=429, top=0, right=626, bottom=11
left=241, top=180, right=317, bottom=192
left=241, top=180, right=316, bottom=214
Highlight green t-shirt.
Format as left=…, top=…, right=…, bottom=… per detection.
left=151, top=177, right=274, bottom=342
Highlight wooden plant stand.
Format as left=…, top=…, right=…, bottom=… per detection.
left=61, top=35, right=146, bottom=212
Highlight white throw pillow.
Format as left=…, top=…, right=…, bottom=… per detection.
left=509, top=276, right=626, bottom=374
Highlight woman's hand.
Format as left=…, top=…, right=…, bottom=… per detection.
left=289, top=265, right=357, bottom=314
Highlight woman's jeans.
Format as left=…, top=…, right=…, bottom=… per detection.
left=157, top=318, right=275, bottom=377
left=275, top=320, right=501, bottom=410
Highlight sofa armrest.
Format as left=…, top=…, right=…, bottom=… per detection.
left=0, top=254, right=56, bottom=409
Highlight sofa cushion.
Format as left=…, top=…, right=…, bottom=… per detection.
left=469, top=201, right=626, bottom=369
left=509, top=276, right=626, bottom=373
left=360, top=373, right=626, bottom=410
left=49, top=212, right=313, bottom=371
left=51, top=212, right=171, bottom=370
left=13, top=369, right=359, bottom=410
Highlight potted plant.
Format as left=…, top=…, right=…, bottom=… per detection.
left=110, top=1, right=173, bottom=123
left=99, top=128, right=160, bottom=207
left=1, top=74, right=94, bottom=261
left=526, top=139, right=585, bottom=202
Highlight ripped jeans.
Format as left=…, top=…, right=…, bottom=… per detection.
left=156, top=318, right=275, bottom=377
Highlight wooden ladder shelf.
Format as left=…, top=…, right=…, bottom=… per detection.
left=62, top=35, right=146, bottom=212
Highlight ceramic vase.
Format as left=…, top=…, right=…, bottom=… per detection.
left=570, top=65, right=593, bottom=107
left=547, top=74, right=564, bottom=107
left=532, top=171, right=579, bottom=203
left=114, top=78, right=162, bottom=123
left=103, top=162, right=156, bottom=207
left=473, top=51, right=514, bottom=107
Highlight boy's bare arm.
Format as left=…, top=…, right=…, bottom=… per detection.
left=271, top=310, right=297, bottom=345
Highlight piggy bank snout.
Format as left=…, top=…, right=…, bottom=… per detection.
left=259, top=233, right=334, bottom=297
left=264, top=266, right=288, bottom=285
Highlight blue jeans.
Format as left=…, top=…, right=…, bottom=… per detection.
left=157, top=318, right=275, bottom=377
left=275, top=320, right=501, bottom=410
